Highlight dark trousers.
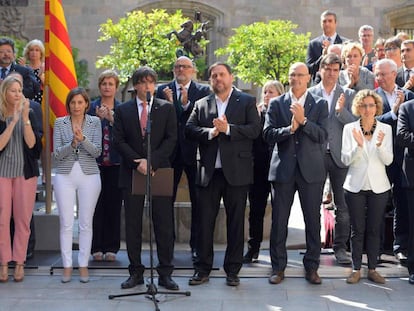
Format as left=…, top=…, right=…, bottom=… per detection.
left=123, top=190, right=174, bottom=277
left=247, top=163, right=271, bottom=251
left=195, top=169, right=248, bottom=276
left=270, top=170, right=324, bottom=272
left=406, top=189, right=414, bottom=274
left=91, top=165, right=122, bottom=254
left=393, top=183, right=409, bottom=254
left=172, top=161, right=198, bottom=251
left=324, top=153, right=349, bottom=252
left=345, top=190, right=389, bottom=270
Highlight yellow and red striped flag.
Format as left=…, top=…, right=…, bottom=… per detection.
left=44, top=0, right=77, bottom=130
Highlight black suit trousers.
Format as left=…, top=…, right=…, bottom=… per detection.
left=123, top=190, right=174, bottom=277
left=172, top=160, right=199, bottom=251
left=195, top=169, right=248, bottom=276
left=270, top=169, right=323, bottom=272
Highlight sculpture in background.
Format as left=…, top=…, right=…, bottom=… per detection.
left=167, top=19, right=209, bottom=59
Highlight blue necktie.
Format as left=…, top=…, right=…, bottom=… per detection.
left=0, top=68, right=7, bottom=80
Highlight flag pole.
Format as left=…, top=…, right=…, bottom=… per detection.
left=44, top=85, right=52, bottom=214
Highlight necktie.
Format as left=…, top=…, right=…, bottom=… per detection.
left=140, top=101, right=148, bottom=137
left=176, top=87, right=184, bottom=117
left=0, top=67, right=7, bottom=80
left=406, top=69, right=412, bottom=83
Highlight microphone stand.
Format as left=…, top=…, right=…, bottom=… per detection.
left=108, top=93, right=190, bottom=310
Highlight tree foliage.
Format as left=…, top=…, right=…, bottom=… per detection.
left=216, top=20, right=311, bottom=86
left=96, top=9, right=208, bottom=90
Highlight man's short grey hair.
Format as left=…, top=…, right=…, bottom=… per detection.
left=376, top=58, right=397, bottom=73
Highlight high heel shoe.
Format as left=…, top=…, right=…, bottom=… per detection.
left=13, top=263, right=24, bottom=282
left=61, top=267, right=72, bottom=283
left=0, top=264, right=8, bottom=283
left=79, top=267, right=89, bottom=283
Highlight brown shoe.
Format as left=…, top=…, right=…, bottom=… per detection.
left=367, top=270, right=385, bottom=284
left=346, top=270, right=361, bottom=284
left=305, top=270, right=322, bottom=285
left=268, top=271, right=285, bottom=284
left=0, top=264, right=8, bottom=283
left=13, top=263, right=24, bottom=282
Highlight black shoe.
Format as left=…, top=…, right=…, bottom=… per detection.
left=226, top=274, right=240, bottom=286
left=189, top=272, right=209, bottom=285
left=158, top=275, right=179, bottom=290
left=121, top=274, right=144, bottom=289
left=26, top=252, right=34, bottom=260
left=243, top=249, right=259, bottom=263
left=409, top=274, right=414, bottom=284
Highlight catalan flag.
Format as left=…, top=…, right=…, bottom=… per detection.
left=44, top=0, right=77, bottom=127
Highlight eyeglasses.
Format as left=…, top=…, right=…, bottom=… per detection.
left=359, top=103, right=376, bottom=109
left=385, top=47, right=399, bottom=53
left=289, top=73, right=308, bottom=78
left=174, top=64, right=193, bottom=70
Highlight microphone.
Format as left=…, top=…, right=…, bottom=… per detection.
left=145, top=91, right=152, bottom=134
left=146, top=91, right=152, bottom=105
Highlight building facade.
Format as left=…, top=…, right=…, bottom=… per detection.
left=2, top=0, right=414, bottom=95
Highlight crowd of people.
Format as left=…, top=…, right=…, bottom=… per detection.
left=1, top=7, right=414, bottom=289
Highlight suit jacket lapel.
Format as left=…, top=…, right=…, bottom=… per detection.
left=224, top=89, right=240, bottom=120
left=331, top=85, right=343, bottom=117
left=377, top=88, right=391, bottom=113
left=207, top=94, right=218, bottom=118
left=304, top=93, right=315, bottom=116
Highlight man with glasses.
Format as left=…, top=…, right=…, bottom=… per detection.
left=156, top=56, right=210, bottom=261
left=384, top=37, right=403, bottom=68
left=264, top=62, right=328, bottom=285
left=359, top=25, right=376, bottom=66
left=375, top=58, right=414, bottom=263
left=397, top=40, right=414, bottom=92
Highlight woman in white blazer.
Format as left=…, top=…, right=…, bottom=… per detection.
left=341, top=89, right=393, bottom=285
left=53, top=88, right=102, bottom=283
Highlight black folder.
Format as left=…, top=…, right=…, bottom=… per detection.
left=132, top=168, right=173, bottom=197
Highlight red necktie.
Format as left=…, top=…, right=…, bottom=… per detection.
left=140, top=101, right=148, bottom=137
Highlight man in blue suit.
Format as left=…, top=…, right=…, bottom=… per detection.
left=396, top=98, right=414, bottom=284
left=156, top=56, right=210, bottom=261
left=264, top=62, right=328, bottom=285
left=306, top=10, right=348, bottom=84
left=309, top=53, right=356, bottom=265
left=375, top=58, right=414, bottom=263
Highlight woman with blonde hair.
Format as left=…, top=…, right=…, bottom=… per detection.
left=341, top=89, right=393, bottom=284
left=18, top=39, right=45, bottom=104
left=0, top=75, right=42, bottom=282
left=339, top=42, right=375, bottom=91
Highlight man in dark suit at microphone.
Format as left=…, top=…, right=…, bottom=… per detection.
left=113, top=66, right=179, bottom=290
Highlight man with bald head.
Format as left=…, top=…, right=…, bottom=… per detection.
left=156, top=56, right=210, bottom=260
left=264, top=62, right=329, bottom=285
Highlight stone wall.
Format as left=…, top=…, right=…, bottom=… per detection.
left=2, top=0, right=411, bottom=96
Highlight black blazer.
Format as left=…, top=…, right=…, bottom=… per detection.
left=113, top=97, right=177, bottom=189
left=9, top=63, right=41, bottom=101
left=396, top=67, right=414, bottom=93
left=306, top=34, right=347, bottom=82
left=263, top=92, right=329, bottom=184
left=156, top=80, right=210, bottom=165
left=396, top=99, right=414, bottom=188
left=185, top=88, right=261, bottom=187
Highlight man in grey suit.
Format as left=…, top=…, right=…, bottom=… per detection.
left=264, top=62, right=328, bottom=285
left=309, top=53, right=356, bottom=265
left=375, top=58, right=414, bottom=263
left=186, top=62, right=261, bottom=287
left=306, top=10, right=347, bottom=84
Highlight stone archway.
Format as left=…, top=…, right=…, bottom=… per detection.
left=383, top=3, right=414, bottom=38
left=132, top=1, right=229, bottom=67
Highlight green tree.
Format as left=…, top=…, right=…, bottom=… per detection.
left=96, top=9, right=208, bottom=99
left=216, top=20, right=311, bottom=86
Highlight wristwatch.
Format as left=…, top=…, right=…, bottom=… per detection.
left=24, top=120, right=31, bottom=126
left=302, top=117, right=307, bottom=126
